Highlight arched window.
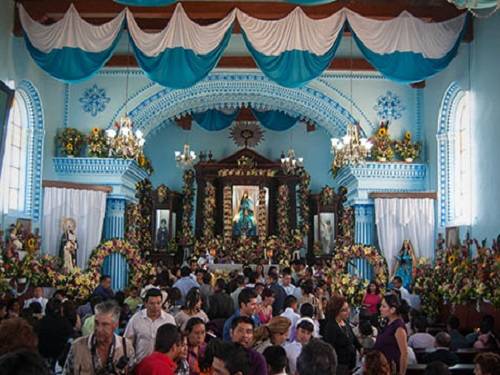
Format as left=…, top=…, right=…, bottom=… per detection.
left=437, top=83, right=472, bottom=227
left=0, top=95, right=28, bottom=213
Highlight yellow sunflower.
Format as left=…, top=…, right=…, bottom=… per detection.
left=92, top=127, right=100, bottom=136
left=66, top=143, right=74, bottom=152
left=377, top=127, right=387, bottom=137
left=405, top=131, right=412, bottom=141
left=448, top=255, right=457, bottom=264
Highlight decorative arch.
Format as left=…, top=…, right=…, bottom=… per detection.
left=113, top=73, right=368, bottom=139
left=16, top=80, right=44, bottom=223
left=437, top=82, right=467, bottom=227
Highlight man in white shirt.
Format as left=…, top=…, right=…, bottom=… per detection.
left=392, top=276, right=412, bottom=306
left=284, top=319, right=314, bottom=375
left=124, top=288, right=175, bottom=363
left=280, top=272, right=297, bottom=296
left=24, top=286, right=48, bottom=314
left=280, top=295, right=300, bottom=341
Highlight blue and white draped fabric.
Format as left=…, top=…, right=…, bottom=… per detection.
left=127, top=4, right=235, bottom=89
left=18, top=4, right=125, bottom=82
left=346, top=9, right=467, bottom=84
left=449, top=0, right=499, bottom=9
left=114, top=0, right=176, bottom=6
left=192, top=108, right=239, bottom=131
left=250, top=108, right=298, bottom=131
left=236, top=8, right=346, bottom=88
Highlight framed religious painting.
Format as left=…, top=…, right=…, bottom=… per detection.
left=155, top=209, right=170, bottom=251
left=313, top=212, right=336, bottom=255
left=232, top=185, right=268, bottom=238
left=151, top=184, right=182, bottom=253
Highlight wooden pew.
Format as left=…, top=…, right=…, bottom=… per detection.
left=407, top=364, right=474, bottom=375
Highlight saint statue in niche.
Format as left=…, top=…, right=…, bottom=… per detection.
left=320, top=218, right=335, bottom=255
left=392, top=239, right=416, bottom=290
left=156, top=218, right=169, bottom=251
left=233, top=190, right=257, bottom=237
left=59, top=217, right=78, bottom=273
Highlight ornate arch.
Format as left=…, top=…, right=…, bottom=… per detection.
left=437, top=82, right=465, bottom=227
left=17, top=80, right=44, bottom=223
left=113, top=73, right=367, bottom=139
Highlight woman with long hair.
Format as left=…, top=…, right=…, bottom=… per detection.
left=362, top=281, right=382, bottom=316
left=175, top=288, right=209, bottom=331
left=362, top=350, right=390, bottom=375
left=257, top=288, right=275, bottom=324
left=253, top=316, right=291, bottom=354
left=323, top=295, right=361, bottom=375
left=374, top=294, right=409, bottom=375
left=184, top=317, right=207, bottom=375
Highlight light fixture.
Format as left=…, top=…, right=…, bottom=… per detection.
left=175, top=143, right=197, bottom=169
left=331, top=35, right=372, bottom=173
left=281, top=148, right=304, bottom=175
left=106, top=116, right=145, bottom=159
left=331, top=123, right=372, bottom=171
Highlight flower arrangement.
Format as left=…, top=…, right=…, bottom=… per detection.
left=58, top=128, right=85, bottom=157
left=394, top=131, right=421, bottom=162
left=277, top=184, right=290, bottom=238
left=87, top=127, right=108, bottom=157
left=297, top=169, right=311, bottom=236
left=202, top=182, right=216, bottom=240
left=131, top=179, right=154, bottom=254
left=325, top=270, right=369, bottom=307
left=320, top=186, right=335, bottom=206
left=257, top=187, right=267, bottom=242
left=331, top=244, right=388, bottom=288
left=223, top=186, right=233, bottom=242
left=180, top=170, right=195, bottom=245
left=369, top=121, right=394, bottom=162
left=52, top=268, right=98, bottom=301
left=136, top=152, right=154, bottom=175
left=87, top=239, right=156, bottom=290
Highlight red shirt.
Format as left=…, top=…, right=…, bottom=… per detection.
left=363, top=293, right=382, bottom=314
left=136, top=352, right=177, bottom=375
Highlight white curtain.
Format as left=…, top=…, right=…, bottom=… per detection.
left=236, top=7, right=346, bottom=56
left=19, top=4, right=125, bottom=53
left=345, top=9, right=466, bottom=59
left=127, top=5, right=236, bottom=56
left=374, top=198, right=435, bottom=273
left=42, top=187, right=107, bottom=268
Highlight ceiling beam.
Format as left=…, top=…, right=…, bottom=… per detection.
left=14, top=0, right=469, bottom=36
left=107, top=55, right=377, bottom=71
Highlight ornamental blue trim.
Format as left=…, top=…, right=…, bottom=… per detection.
left=436, top=82, right=464, bottom=227
left=17, top=80, right=45, bottom=224
left=112, top=72, right=362, bottom=138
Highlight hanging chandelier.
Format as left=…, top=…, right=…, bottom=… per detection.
left=281, top=148, right=304, bottom=174
left=105, top=116, right=145, bottom=159
left=175, top=144, right=197, bottom=169
left=331, top=123, right=372, bottom=171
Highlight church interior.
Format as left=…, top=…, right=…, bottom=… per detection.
left=0, top=0, right=500, bottom=374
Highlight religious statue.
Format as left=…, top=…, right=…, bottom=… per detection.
left=392, top=240, right=416, bottom=290
left=59, top=218, right=78, bottom=273
left=6, top=224, right=24, bottom=260
left=156, top=219, right=169, bottom=251
left=233, top=191, right=257, bottom=237
left=320, top=219, right=335, bottom=254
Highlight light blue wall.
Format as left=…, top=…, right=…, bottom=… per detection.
left=423, top=13, right=500, bottom=241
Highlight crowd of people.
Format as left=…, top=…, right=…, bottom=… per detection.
left=0, top=259, right=499, bottom=375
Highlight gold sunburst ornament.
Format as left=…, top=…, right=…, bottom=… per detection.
left=230, top=121, right=265, bottom=148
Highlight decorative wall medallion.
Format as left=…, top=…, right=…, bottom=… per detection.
left=79, top=84, right=111, bottom=117
left=374, top=91, right=405, bottom=121
left=230, top=121, right=265, bottom=148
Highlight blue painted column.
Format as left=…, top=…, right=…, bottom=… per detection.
left=102, top=197, right=129, bottom=291
left=348, top=203, right=375, bottom=281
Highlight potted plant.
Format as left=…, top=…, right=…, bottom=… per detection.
left=87, top=127, right=108, bottom=157
left=57, top=128, right=85, bottom=157
left=394, top=131, right=421, bottom=162
left=370, top=121, right=394, bottom=162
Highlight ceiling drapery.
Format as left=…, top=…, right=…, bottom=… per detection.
left=18, top=3, right=468, bottom=87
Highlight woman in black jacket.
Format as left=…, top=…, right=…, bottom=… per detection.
left=323, top=295, right=361, bottom=375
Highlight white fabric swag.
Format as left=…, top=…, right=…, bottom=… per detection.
left=19, top=4, right=125, bottom=53
left=42, top=187, right=107, bottom=269
left=236, top=7, right=346, bottom=56
left=374, top=198, right=435, bottom=274
left=345, top=9, right=466, bottom=59
left=126, top=5, right=236, bottom=56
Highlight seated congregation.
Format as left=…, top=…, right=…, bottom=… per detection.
left=0, top=265, right=499, bottom=375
